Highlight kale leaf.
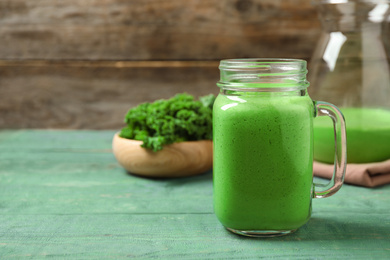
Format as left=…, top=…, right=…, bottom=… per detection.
left=119, top=93, right=215, bottom=152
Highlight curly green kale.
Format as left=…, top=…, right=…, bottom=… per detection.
left=119, top=93, right=216, bottom=152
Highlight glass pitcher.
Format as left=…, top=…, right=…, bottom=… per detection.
left=308, top=0, right=390, bottom=163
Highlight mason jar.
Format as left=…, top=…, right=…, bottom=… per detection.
left=213, top=58, right=347, bottom=237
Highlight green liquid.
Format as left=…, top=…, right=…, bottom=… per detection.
left=213, top=94, right=314, bottom=231
left=314, top=108, right=390, bottom=164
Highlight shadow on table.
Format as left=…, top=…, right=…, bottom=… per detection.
left=223, top=216, right=390, bottom=241
left=126, top=169, right=213, bottom=185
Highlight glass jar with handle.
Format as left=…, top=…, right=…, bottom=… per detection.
left=213, top=58, right=347, bottom=237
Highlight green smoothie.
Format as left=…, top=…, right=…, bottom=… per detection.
left=314, top=108, right=390, bottom=163
left=213, top=93, right=314, bottom=231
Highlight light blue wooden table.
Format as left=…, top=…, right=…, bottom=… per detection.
left=0, top=130, right=389, bottom=258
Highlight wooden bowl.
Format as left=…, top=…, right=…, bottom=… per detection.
left=112, top=133, right=213, bottom=178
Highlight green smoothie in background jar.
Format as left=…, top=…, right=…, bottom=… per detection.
left=314, top=108, right=390, bottom=164
left=213, top=59, right=347, bottom=237
left=307, top=0, right=390, bottom=165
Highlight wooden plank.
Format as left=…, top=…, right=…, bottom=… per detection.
left=0, top=131, right=214, bottom=215
left=0, top=0, right=323, bottom=129
left=0, top=61, right=220, bottom=129
left=0, top=130, right=390, bottom=258
left=1, top=213, right=390, bottom=258
left=0, top=0, right=320, bottom=60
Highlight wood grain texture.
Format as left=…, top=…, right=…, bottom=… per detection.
left=0, top=61, right=220, bottom=129
left=0, top=0, right=320, bottom=60
left=0, top=0, right=322, bottom=129
left=0, top=130, right=390, bottom=258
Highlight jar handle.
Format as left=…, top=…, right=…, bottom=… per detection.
left=313, top=101, right=347, bottom=198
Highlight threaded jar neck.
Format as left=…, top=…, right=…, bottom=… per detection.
left=217, top=58, right=309, bottom=92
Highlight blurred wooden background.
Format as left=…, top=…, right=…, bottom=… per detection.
left=0, top=0, right=321, bottom=129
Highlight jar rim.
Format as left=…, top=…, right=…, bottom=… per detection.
left=219, top=58, right=306, bottom=69
left=218, top=58, right=309, bottom=91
